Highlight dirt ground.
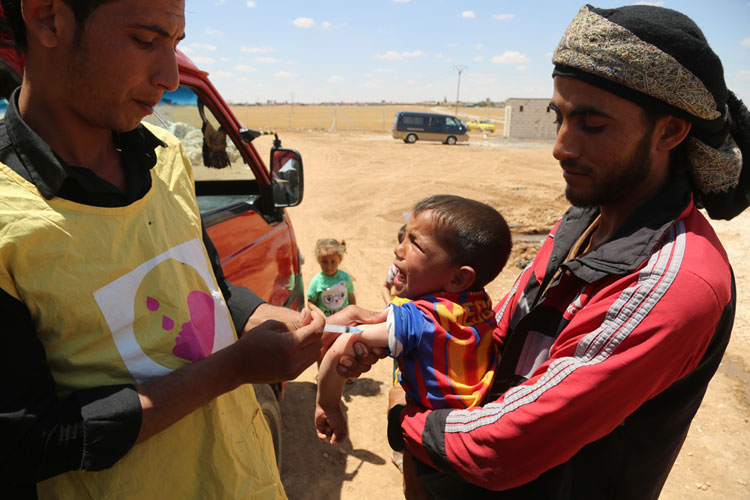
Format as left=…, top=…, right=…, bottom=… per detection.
left=255, top=129, right=750, bottom=499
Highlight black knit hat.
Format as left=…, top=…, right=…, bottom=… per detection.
left=552, top=4, right=750, bottom=220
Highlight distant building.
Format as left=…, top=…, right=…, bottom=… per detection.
left=503, top=98, right=556, bottom=140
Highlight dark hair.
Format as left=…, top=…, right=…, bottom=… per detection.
left=1, top=0, right=116, bottom=52
left=412, top=194, right=511, bottom=289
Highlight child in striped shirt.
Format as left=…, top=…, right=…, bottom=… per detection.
left=315, top=194, right=512, bottom=444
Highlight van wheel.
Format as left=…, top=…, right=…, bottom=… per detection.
left=445, top=136, right=457, bottom=145
left=405, top=134, right=417, bottom=144
left=254, top=384, right=283, bottom=468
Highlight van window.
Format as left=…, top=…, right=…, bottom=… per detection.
left=402, top=115, right=425, bottom=126
left=143, top=86, right=255, bottom=181
left=427, top=116, right=443, bottom=127
left=445, top=117, right=460, bottom=127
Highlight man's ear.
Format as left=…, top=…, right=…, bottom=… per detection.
left=654, top=115, right=692, bottom=152
left=444, top=266, right=476, bottom=293
left=22, top=0, right=73, bottom=49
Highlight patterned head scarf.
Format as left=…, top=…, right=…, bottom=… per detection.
left=552, top=4, right=750, bottom=220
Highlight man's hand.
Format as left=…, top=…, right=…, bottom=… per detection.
left=326, top=305, right=388, bottom=378
left=136, top=307, right=323, bottom=444
left=234, top=307, right=325, bottom=384
left=326, top=304, right=388, bottom=328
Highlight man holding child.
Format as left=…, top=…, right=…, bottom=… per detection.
left=379, top=4, right=749, bottom=498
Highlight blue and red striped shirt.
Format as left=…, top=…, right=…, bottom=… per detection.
left=387, top=291, right=498, bottom=410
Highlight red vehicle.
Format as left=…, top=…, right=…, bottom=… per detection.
left=0, top=13, right=304, bottom=466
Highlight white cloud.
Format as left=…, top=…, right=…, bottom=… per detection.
left=257, top=57, right=279, bottom=63
left=205, top=27, right=223, bottom=36
left=393, top=0, right=411, bottom=3
left=192, top=56, right=215, bottom=65
left=235, top=64, right=256, bottom=73
left=516, top=65, right=528, bottom=71
left=220, top=57, right=231, bottom=63
left=375, top=50, right=423, bottom=60
left=328, top=75, right=344, bottom=82
left=241, top=46, right=274, bottom=53
left=188, top=43, right=217, bottom=51
left=180, top=46, right=193, bottom=54
left=247, top=1, right=256, bottom=7
left=492, top=13, right=515, bottom=20
left=363, top=80, right=383, bottom=88
left=741, top=38, right=750, bottom=47
left=433, top=52, right=445, bottom=59
left=461, top=10, right=476, bottom=19
left=491, top=51, right=530, bottom=64
left=634, top=1, right=664, bottom=5
left=274, top=71, right=296, bottom=78
left=321, top=21, right=332, bottom=30
left=215, top=0, right=228, bottom=5
left=293, top=17, right=315, bottom=28
left=473, top=56, right=484, bottom=62
left=474, top=43, right=484, bottom=50
left=212, top=71, right=233, bottom=78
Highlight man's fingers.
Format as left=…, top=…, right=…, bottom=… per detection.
left=298, top=307, right=312, bottom=326
left=326, top=305, right=386, bottom=327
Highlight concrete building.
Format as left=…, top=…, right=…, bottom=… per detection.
left=503, top=98, right=557, bottom=140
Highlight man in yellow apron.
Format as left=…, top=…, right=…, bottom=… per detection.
left=0, top=1, right=332, bottom=498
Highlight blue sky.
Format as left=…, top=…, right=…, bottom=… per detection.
left=182, top=1, right=750, bottom=104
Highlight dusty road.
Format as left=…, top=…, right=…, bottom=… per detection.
left=254, top=130, right=750, bottom=499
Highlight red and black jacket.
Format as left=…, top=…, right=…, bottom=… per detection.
left=398, top=175, right=735, bottom=499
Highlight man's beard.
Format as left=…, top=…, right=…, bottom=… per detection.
left=564, top=131, right=653, bottom=208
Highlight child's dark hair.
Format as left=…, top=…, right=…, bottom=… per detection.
left=412, top=194, right=511, bottom=289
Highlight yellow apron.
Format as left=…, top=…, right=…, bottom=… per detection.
left=0, top=124, right=285, bottom=499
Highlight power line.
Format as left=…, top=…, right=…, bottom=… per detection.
left=453, top=65, right=467, bottom=115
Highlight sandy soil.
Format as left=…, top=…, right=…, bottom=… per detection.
left=253, top=130, right=750, bottom=499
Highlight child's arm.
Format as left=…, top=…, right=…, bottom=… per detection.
left=348, top=292, right=357, bottom=306
left=315, top=322, right=389, bottom=444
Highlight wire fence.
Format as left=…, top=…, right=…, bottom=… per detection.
left=228, top=104, right=506, bottom=134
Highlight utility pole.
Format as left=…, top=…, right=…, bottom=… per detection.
left=454, top=65, right=467, bottom=115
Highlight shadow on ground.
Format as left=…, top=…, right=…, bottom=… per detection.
left=280, top=378, right=387, bottom=500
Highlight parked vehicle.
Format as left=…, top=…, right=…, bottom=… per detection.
left=0, top=21, right=301, bottom=467
left=392, top=111, right=469, bottom=145
left=466, top=118, right=496, bottom=133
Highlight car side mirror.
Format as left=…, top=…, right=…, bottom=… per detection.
left=270, top=147, right=304, bottom=208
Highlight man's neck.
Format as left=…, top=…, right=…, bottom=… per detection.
left=590, top=160, right=671, bottom=252
left=17, top=81, right=126, bottom=191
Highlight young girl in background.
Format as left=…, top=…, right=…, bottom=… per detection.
left=307, top=239, right=356, bottom=316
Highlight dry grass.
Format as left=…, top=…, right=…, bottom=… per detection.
left=228, top=103, right=505, bottom=134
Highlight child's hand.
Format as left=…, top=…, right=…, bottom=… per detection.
left=315, top=403, right=348, bottom=445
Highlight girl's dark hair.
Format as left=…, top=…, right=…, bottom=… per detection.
left=413, top=194, right=511, bottom=289
left=1, top=0, right=116, bottom=52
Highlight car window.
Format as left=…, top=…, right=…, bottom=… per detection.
left=446, top=117, right=459, bottom=127
left=142, top=86, right=256, bottom=181
left=403, top=115, right=424, bottom=126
